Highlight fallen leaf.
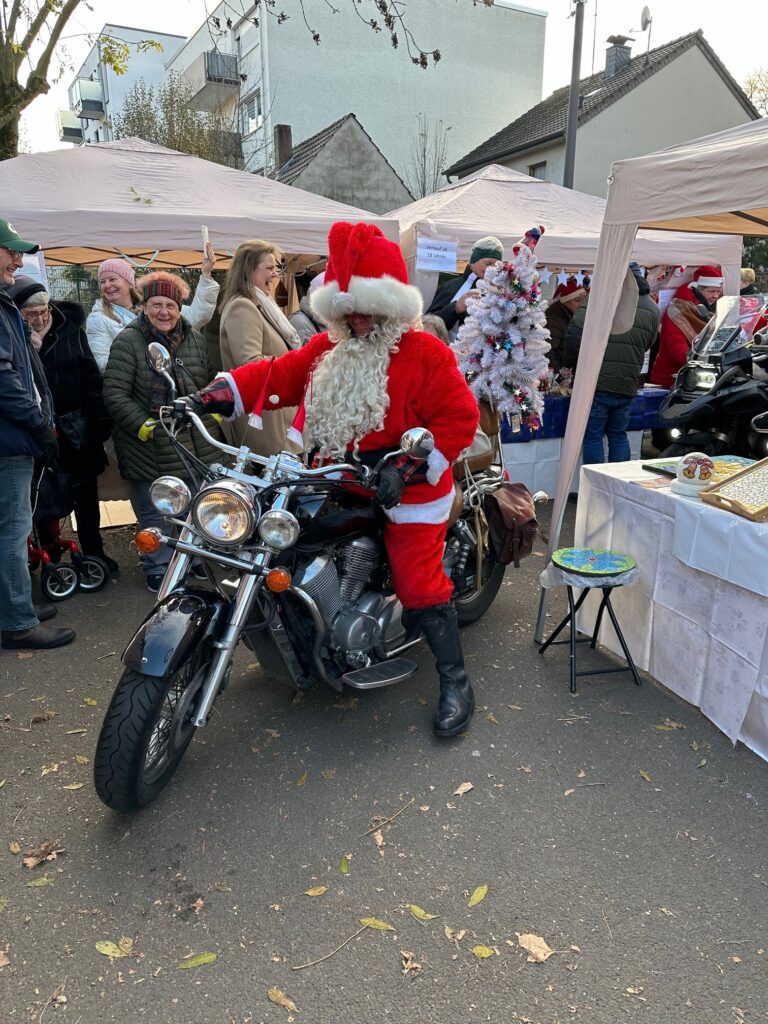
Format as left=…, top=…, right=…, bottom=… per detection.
left=577, top=770, right=586, bottom=779
left=663, top=718, right=685, bottom=729
left=0, top=779, right=4, bottom=788
left=267, top=987, right=297, bottom=1012
left=8, top=842, right=20, bottom=856
left=468, top=884, right=488, bottom=908
left=321, top=769, right=336, bottom=780
left=118, top=936, right=134, bottom=954
left=401, top=949, right=422, bottom=975
left=472, top=945, right=496, bottom=958
left=453, top=782, right=474, bottom=796
left=507, top=704, right=523, bottom=711
left=563, top=788, right=575, bottom=797
left=697, top=758, right=707, bottom=768
left=303, top=886, right=327, bottom=897
left=690, top=740, right=700, bottom=752
left=22, top=840, right=64, bottom=869
left=626, top=985, right=644, bottom=994
left=359, top=917, right=394, bottom=931
left=653, top=724, right=675, bottom=731
left=17, top=651, right=33, bottom=660
left=418, top=805, right=429, bottom=812
left=62, top=783, right=84, bottom=791
left=0, top=951, right=9, bottom=969
left=516, top=932, right=554, bottom=963
left=731, top=955, right=742, bottom=964
left=25, top=876, right=53, bottom=887
left=95, top=940, right=130, bottom=958
left=31, top=710, right=56, bottom=724
left=177, top=951, right=218, bottom=969
left=0, top=898, right=6, bottom=912
left=339, top=855, right=350, bottom=875
left=74, top=755, right=90, bottom=765
left=40, top=763, right=59, bottom=777
left=83, top=698, right=97, bottom=706
left=191, top=898, right=204, bottom=915
left=639, top=770, right=652, bottom=783
left=214, top=882, right=232, bottom=893
left=334, top=695, right=359, bottom=711
left=409, top=904, right=438, bottom=922
left=417, top=697, right=428, bottom=706
left=295, top=771, right=308, bottom=786
left=66, top=728, right=87, bottom=735
left=486, top=713, right=499, bottom=724
left=444, top=925, right=454, bottom=942
left=263, top=728, right=280, bottom=738
left=373, top=830, right=385, bottom=850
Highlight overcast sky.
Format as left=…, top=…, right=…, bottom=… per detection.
left=20, top=0, right=768, bottom=152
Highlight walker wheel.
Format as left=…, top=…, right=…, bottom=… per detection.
left=41, top=563, right=80, bottom=602
left=77, top=556, right=110, bottom=593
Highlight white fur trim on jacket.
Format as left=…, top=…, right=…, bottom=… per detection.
left=216, top=372, right=244, bottom=420
left=426, top=447, right=450, bottom=486
left=384, top=489, right=455, bottom=525
left=310, top=275, right=423, bottom=325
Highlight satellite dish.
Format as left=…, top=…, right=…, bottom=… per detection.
left=640, top=6, right=652, bottom=31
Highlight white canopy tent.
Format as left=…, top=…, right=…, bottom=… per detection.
left=536, top=118, right=768, bottom=641
left=389, top=164, right=741, bottom=304
left=0, top=138, right=398, bottom=268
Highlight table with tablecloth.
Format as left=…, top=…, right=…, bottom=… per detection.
left=501, top=387, right=669, bottom=494
left=573, top=461, right=768, bottom=762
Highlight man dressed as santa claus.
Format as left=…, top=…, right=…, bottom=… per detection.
left=651, top=265, right=723, bottom=388
left=191, top=221, right=480, bottom=737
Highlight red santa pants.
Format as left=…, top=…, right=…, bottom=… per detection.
left=383, top=520, right=453, bottom=609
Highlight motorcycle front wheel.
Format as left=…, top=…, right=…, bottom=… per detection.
left=93, top=651, right=210, bottom=812
left=453, top=514, right=506, bottom=626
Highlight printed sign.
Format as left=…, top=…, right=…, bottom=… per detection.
left=416, top=238, right=458, bottom=273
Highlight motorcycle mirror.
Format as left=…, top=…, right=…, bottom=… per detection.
left=399, top=427, right=435, bottom=459
left=751, top=412, right=768, bottom=434
left=147, top=342, right=172, bottom=375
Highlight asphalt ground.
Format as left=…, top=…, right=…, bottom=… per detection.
left=2, top=503, right=768, bottom=1024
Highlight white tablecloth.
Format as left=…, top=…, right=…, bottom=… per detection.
left=574, top=462, right=768, bottom=762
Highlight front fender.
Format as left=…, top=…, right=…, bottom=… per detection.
left=122, top=590, right=224, bottom=678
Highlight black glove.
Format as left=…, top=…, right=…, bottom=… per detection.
left=375, top=464, right=406, bottom=509
left=30, top=423, right=58, bottom=467
left=187, top=377, right=236, bottom=418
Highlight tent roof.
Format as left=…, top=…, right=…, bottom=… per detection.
left=390, top=164, right=739, bottom=269
left=0, top=138, right=398, bottom=266
left=604, top=118, right=768, bottom=234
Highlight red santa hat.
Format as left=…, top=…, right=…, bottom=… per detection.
left=692, top=265, right=723, bottom=289
left=553, top=276, right=587, bottom=304
left=310, top=221, right=422, bottom=325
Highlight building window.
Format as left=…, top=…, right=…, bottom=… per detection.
left=528, top=161, right=547, bottom=180
left=240, top=90, right=262, bottom=135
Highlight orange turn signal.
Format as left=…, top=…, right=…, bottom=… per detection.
left=266, top=568, right=291, bottom=593
left=135, top=528, right=162, bottom=554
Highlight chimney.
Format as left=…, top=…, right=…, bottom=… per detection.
left=604, top=35, right=633, bottom=78
left=274, top=124, right=293, bottom=170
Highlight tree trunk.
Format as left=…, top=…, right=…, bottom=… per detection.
left=0, top=117, right=20, bottom=161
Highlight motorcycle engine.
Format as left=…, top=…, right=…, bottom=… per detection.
left=292, top=538, right=393, bottom=667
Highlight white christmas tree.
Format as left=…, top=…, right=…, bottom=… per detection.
left=453, top=226, right=551, bottom=430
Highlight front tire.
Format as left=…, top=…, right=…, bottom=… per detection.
left=455, top=558, right=506, bottom=625
left=93, top=652, right=210, bottom=812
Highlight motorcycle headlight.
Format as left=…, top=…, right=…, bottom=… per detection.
left=258, top=509, right=300, bottom=550
left=150, top=476, right=192, bottom=517
left=192, top=480, right=257, bottom=547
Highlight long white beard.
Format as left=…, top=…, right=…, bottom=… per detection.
left=305, top=320, right=403, bottom=458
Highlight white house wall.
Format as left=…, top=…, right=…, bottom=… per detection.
left=574, top=45, right=754, bottom=198
left=265, top=0, right=545, bottom=180
left=501, top=140, right=566, bottom=185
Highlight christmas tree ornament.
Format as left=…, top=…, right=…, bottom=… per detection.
left=557, top=270, right=569, bottom=285
left=538, top=267, right=553, bottom=284
left=453, top=226, right=551, bottom=430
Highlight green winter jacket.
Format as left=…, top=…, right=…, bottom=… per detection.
left=103, top=318, right=224, bottom=482
left=595, top=294, right=660, bottom=398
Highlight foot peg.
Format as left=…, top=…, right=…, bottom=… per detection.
left=342, top=657, right=417, bottom=690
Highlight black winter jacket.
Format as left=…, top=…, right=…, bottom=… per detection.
left=0, top=290, right=52, bottom=458
left=38, top=301, right=110, bottom=476
left=596, top=292, right=660, bottom=397
left=426, top=268, right=475, bottom=331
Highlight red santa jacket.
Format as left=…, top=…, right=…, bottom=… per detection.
left=651, top=284, right=709, bottom=388
left=225, top=328, right=479, bottom=524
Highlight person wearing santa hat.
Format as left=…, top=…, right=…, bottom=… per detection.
left=189, top=222, right=480, bottom=738
left=650, top=265, right=723, bottom=388
left=545, top=276, right=588, bottom=371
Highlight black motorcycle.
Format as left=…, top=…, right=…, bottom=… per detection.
left=657, top=294, right=768, bottom=458
left=94, top=343, right=530, bottom=811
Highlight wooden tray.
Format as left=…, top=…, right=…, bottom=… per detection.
left=700, top=457, right=768, bottom=521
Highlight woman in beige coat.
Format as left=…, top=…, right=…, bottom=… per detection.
left=219, top=240, right=301, bottom=456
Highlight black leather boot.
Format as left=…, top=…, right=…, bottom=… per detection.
left=415, top=603, right=474, bottom=737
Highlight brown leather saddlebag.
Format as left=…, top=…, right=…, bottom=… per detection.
left=483, top=482, right=538, bottom=567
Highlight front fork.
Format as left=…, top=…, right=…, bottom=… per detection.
left=154, top=497, right=289, bottom=727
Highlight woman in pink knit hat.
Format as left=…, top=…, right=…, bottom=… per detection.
left=85, top=245, right=220, bottom=373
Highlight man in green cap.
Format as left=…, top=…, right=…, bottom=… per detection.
left=0, top=218, right=76, bottom=650
left=426, top=235, right=504, bottom=337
